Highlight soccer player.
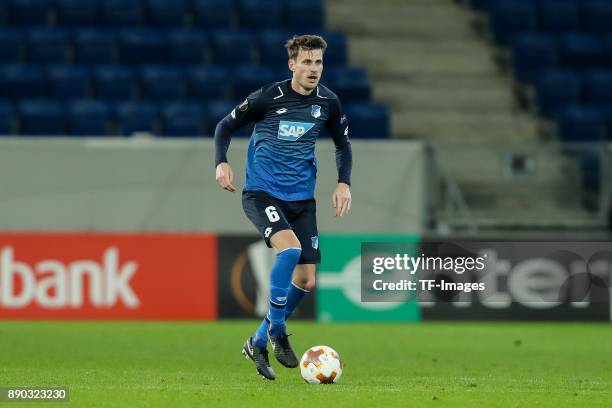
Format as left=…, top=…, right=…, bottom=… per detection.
left=214, top=35, right=352, bottom=380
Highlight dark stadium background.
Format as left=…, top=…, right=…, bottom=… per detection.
left=0, top=0, right=610, bottom=407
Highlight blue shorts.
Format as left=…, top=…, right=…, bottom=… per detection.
left=242, top=190, right=321, bottom=264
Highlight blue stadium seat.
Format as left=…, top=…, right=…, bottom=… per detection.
left=324, top=66, right=367, bottom=84
left=92, top=65, right=135, bottom=100
left=0, top=28, right=22, bottom=62
left=257, top=30, right=291, bottom=65
left=46, top=65, right=90, bottom=99
left=67, top=100, right=110, bottom=136
left=139, top=65, right=184, bottom=100
left=321, top=65, right=370, bottom=91
left=26, top=28, right=69, bottom=63
left=584, top=1, right=612, bottom=34
left=193, top=0, right=235, bottom=29
left=0, top=0, right=7, bottom=25
left=210, top=30, right=255, bottom=65
left=0, top=100, right=14, bottom=134
left=119, top=28, right=165, bottom=64
left=559, top=33, right=605, bottom=69
left=490, top=0, right=537, bottom=45
left=332, top=77, right=371, bottom=103
left=100, top=0, right=144, bottom=27
left=0, top=64, right=46, bottom=98
left=145, top=0, right=188, bottom=27
left=537, top=0, right=582, bottom=33
left=55, top=0, right=98, bottom=27
left=557, top=105, right=606, bottom=143
left=18, top=99, right=66, bottom=135
left=345, top=103, right=389, bottom=139
left=232, top=65, right=276, bottom=100
left=321, top=32, right=347, bottom=66
left=583, top=69, right=612, bottom=106
left=8, top=0, right=50, bottom=26
left=511, top=33, right=558, bottom=82
left=603, top=35, right=612, bottom=68
left=276, top=67, right=292, bottom=80
left=115, top=101, right=158, bottom=135
left=535, top=69, right=581, bottom=117
left=238, top=0, right=283, bottom=29
left=161, top=101, right=205, bottom=137
left=186, top=66, right=230, bottom=99
left=286, top=0, right=324, bottom=31
left=73, top=29, right=116, bottom=64
left=165, top=29, right=208, bottom=64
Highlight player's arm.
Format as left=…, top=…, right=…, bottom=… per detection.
left=325, top=99, right=353, bottom=217
left=214, top=89, right=266, bottom=192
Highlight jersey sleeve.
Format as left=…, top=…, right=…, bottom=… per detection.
left=325, top=97, right=353, bottom=186
left=214, top=88, right=267, bottom=166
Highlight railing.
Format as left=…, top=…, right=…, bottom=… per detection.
left=427, top=143, right=611, bottom=233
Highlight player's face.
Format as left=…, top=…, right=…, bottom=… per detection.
left=289, top=48, right=323, bottom=92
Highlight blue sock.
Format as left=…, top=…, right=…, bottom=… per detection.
left=253, top=281, right=310, bottom=347
left=285, top=281, right=311, bottom=319
left=254, top=247, right=301, bottom=343
left=253, top=317, right=271, bottom=348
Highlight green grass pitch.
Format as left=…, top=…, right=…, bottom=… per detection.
left=0, top=321, right=610, bottom=407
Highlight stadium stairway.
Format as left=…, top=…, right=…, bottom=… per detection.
left=327, top=0, right=538, bottom=144
left=327, top=0, right=606, bottom=231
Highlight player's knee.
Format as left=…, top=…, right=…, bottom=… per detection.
left=294, top=276, right=315, bottom=292
left=285, top=236, right=301, bottom=249
left=271, top=229, right=301, bottom=251
left=303, top=278, right=316, bottom=292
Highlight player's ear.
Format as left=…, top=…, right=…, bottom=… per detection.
left=288, top=58, right=295, bottom=72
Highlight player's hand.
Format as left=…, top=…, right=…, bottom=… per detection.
left=215, top=162, right=236, bottom=192
left=332, top=182, right=351, bottom=218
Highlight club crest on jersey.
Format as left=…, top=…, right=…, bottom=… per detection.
left=277, top=120, right=315, bottom=141
left=311, top=104, right=321, bottom=118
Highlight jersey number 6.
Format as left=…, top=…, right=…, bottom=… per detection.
left=265, top=206, right=280, bottom=222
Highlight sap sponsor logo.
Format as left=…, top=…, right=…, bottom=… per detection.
left=0, top=246, right=139, bottom=309
left=277, top=120, right=315, bottom=141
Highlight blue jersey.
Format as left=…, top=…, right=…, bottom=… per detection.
left=215, top=79, right=352, bottom=201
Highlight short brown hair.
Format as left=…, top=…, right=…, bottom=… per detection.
left=284, top=35, right=327, bottom=60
